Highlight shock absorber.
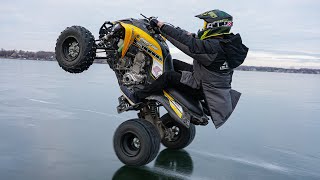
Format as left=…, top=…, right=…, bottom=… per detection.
left=149, top=101, right=158, bottom=119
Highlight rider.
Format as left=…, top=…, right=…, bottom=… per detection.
left=121, top=9, right=248, bottom=128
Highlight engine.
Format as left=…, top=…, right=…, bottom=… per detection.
left=99, top=24, right=151, bottom=87
left=117, top=51, right=149, bottom=86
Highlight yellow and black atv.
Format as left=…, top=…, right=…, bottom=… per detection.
left=55, top=15, right=209, bottom=166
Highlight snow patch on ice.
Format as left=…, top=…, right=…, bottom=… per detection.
left=74, top=108, right=126, bottom=119
left=189, top=149, right=289, bottom=173
left=28, top=98, right=57, bottom=104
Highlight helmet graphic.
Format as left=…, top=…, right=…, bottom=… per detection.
left=196, top=10, right=233, bottom=40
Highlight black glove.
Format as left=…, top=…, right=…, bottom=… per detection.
left=150, top=18, right=159, bottom=29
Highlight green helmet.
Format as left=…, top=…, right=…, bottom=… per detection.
left=196, top=10, right=233, bottom=40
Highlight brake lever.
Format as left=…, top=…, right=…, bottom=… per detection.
left=140, top=13, right=148, bottom=19
left=140, top=13, right=158, bottom=21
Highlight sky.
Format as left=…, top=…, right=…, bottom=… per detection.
left=1, top=0, right=320, bottom=68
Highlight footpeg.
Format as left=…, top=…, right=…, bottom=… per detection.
left=190, top=116, right=209, bottom=126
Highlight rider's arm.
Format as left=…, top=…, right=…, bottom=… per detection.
left=159, top=24, right=221, bottom=66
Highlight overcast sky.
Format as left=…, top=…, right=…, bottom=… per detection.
left=1, top=0, right=320, bottom=68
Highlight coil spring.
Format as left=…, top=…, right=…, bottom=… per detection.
left=149, top=101, right=158, bottom=119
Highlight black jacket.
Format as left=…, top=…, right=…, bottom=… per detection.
left=160, top=24, right=248, bottom=128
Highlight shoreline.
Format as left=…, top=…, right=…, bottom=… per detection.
left=1, top=57, right=320, bottom=74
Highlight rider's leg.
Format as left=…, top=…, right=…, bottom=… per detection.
left=173, top=59, right=193, bottom=72
left=121, top=60, right=196, bottom=104
left=135, top=71, right=182, bottom=100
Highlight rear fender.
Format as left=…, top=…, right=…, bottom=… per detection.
left=146, top=95, right=190, bottom=128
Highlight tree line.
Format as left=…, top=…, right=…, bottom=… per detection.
left=0, top=48, right=55, bottom=60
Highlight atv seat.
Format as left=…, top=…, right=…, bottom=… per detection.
left=166, top=88, right=203, bottom=116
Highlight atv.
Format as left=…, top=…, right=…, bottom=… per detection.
left=55, top=15, right=210, bottom=166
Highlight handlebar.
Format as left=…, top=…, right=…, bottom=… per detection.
left=140, top=13, right=158, bottom=22
left=140, top=13, right=148, bottom=19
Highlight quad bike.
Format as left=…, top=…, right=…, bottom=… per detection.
left=55, top=15, right=210, bottom=166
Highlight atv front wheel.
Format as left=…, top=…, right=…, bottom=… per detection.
left=161, top=113, right=196, bottom=149
left=113, top=119, right=161, bottom=166
left=55, top=26, right=96, bottom=73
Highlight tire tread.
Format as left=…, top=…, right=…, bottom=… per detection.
left=113, top=119, right=161, bottom=166
left=55, top=26, right=96, bottom=73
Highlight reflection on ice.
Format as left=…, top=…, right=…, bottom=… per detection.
left=112, top=149, right=195, bottom=180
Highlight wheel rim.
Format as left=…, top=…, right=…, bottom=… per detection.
left=166, top=123, right=182, bottom=142
left=171, top=125, right=180, bottom=140
left=62, top=36, right=80, bottom=61
left=121, top=132, right=141, bottom=157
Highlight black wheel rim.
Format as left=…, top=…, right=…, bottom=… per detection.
left=120, top=132, right=141, bottom=157
left=62, top=36, right=80, bottom=62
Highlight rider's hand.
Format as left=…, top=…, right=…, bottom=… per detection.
left=150, top=18, right=159, bottom=29
left=150, top=18, right=163, bottom=34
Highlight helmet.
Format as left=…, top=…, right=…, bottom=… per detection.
left=196, top=10, right=233, bottom=40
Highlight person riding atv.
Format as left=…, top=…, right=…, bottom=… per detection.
left=121, top=9, right=249, bottom=128
left=55, top=9, right=249, bottom=166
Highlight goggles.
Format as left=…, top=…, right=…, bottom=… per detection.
left=202, top=20, right=233, bottom=31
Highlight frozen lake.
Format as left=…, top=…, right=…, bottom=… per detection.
left=0, top=59, right=319, bottom=180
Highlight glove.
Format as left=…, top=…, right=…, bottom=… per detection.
left=150, top=18, right=159, bottom=29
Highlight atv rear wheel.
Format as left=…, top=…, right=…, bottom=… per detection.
left=113, top=119, right=161, bottom=166
left=55, top=26, right=96, bottom=73
left=161, top=113, right=196, bottom=149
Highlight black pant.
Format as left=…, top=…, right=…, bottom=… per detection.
left=136, top=59, right=203, bottom=100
